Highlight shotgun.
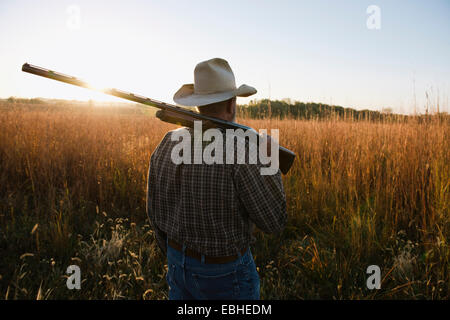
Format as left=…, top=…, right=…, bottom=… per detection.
left=21, top=63, right=296, bottom=174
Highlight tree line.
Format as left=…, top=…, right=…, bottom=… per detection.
left=236, top=99, right=406, bottom=122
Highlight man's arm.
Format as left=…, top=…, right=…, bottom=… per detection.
left=146, top=144, right=168, bottom=254
left=233, top=164, right=287, bottom=234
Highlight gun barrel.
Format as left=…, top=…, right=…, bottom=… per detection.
left=21, top=63, right=242, bottom=129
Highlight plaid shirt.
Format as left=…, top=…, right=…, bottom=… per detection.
left=146, top=127, right=287, bottom=257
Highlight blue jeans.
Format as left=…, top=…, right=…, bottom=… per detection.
left=166, top=242, right=260, bottom=300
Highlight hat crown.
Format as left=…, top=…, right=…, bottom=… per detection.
left=173, top=57, right=256, bottom=107
left=194, top=58, right=236, bottom=94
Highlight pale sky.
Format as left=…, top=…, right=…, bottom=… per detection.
left=1, top=0, right=449, bottom=114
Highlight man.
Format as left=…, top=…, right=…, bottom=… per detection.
left=146, top=58, right=287, bottom=300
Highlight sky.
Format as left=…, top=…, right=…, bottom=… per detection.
left=0, top=0, right=449, bottom=114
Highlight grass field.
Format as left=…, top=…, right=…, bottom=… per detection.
left=0, top=103, right=448, bottom=299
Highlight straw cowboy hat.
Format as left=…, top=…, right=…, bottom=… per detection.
left=173, top=58, right=257, bottom=107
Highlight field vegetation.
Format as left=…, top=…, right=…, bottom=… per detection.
left=0, top=101, right=448, bottom=299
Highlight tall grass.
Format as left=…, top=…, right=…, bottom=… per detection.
left=0, top=105, right=448, bottom=299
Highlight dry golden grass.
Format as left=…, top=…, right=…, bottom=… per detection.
left=0, top=105, right=448, bottom=299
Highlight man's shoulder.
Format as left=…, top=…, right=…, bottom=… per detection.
left=151, top=128, right=189, bottom=159
left=164, top=127, right=188, bottom=137
left=157, top=127, right=188, bottom=145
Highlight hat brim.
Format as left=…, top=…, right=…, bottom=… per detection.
left=173, top=84, right=257, bottom=107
